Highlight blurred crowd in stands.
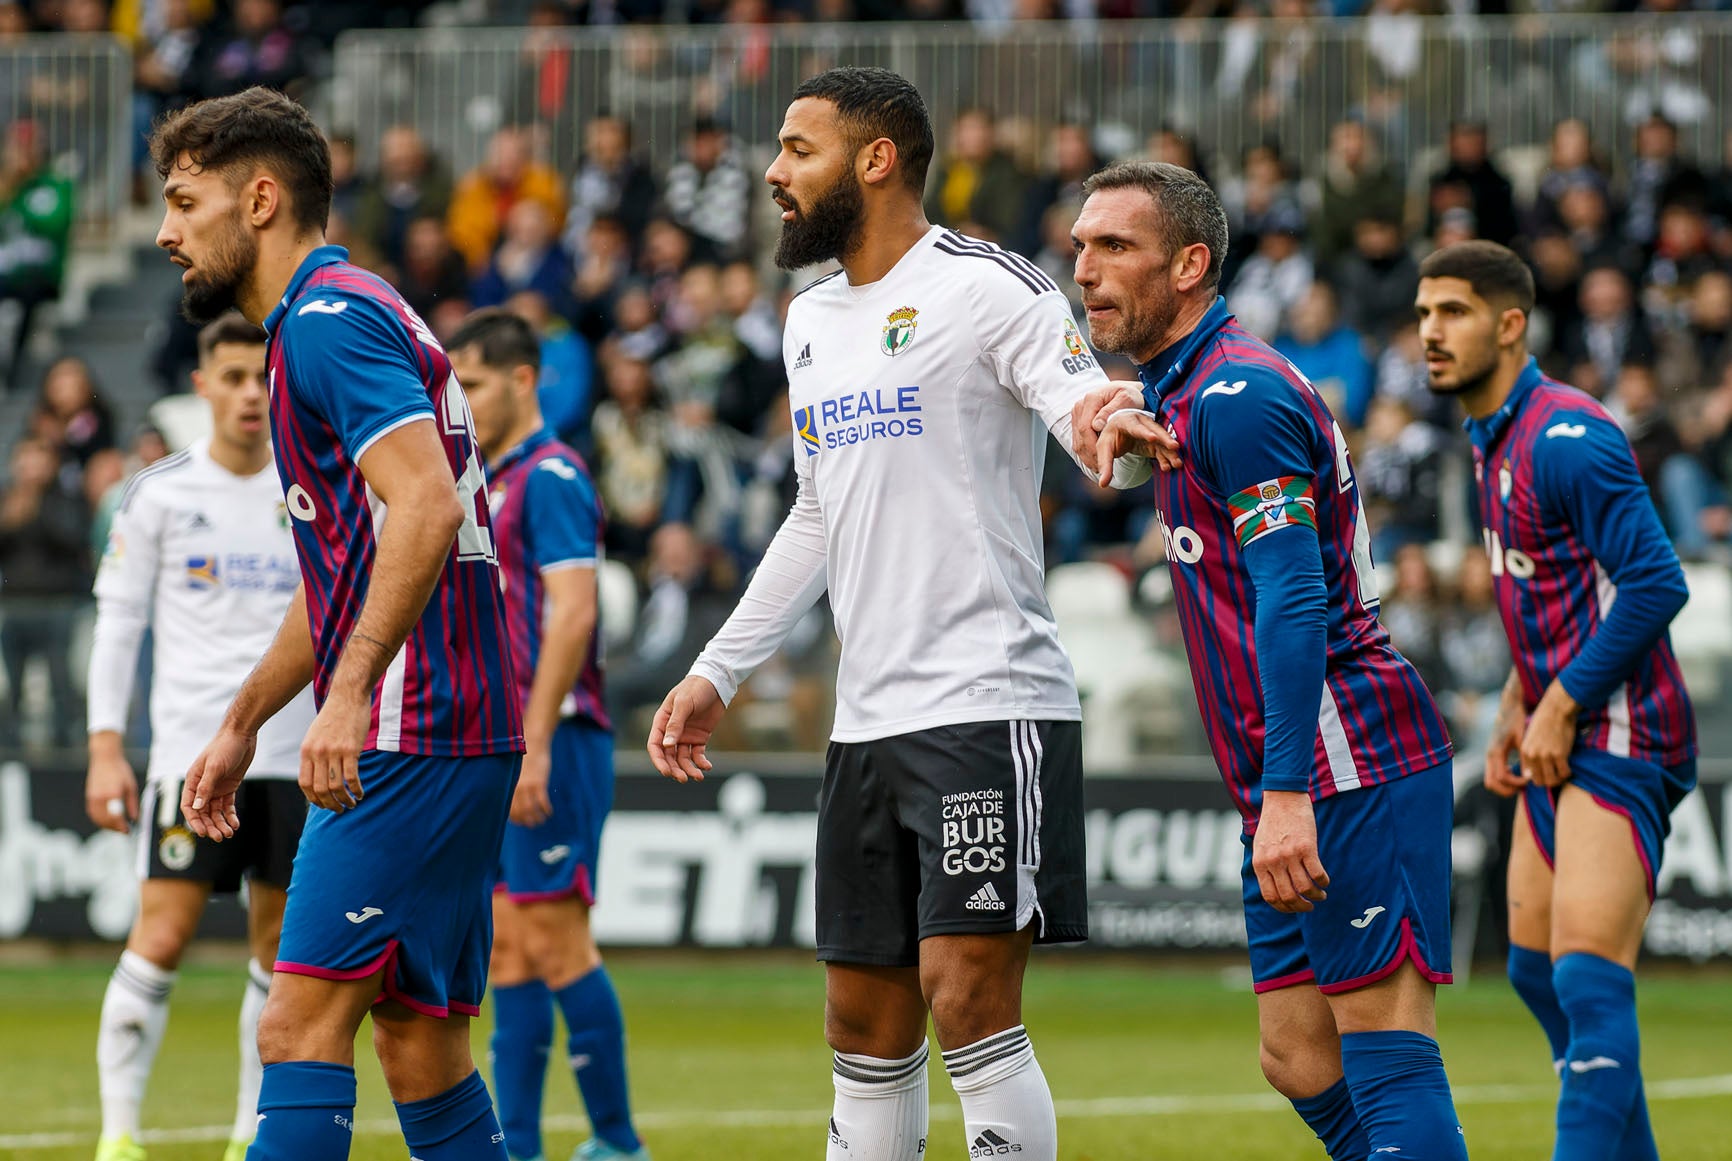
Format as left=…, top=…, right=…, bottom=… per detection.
left=4, top=0, right=1732, bottom=749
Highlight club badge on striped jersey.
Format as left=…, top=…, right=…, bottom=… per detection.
left=1227, top=476, right=1317, bottom=548
left=1499, top=459, right=1513, bottom=502
left=881, top=305, right=918, bottom=357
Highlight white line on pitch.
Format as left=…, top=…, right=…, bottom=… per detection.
left=4, top=1073, right=1729, bottom=1151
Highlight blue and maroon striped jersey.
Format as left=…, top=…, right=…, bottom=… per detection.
left=1139, top=299, right=1452, bottom=828
left=486, top=426, right=610, bottom=731
left=263, top=245, right=523, bottom=757
left=1466, top=359, right=1694, bottom=766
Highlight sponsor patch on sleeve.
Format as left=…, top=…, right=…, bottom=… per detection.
left=1227, top=476, right=1317, bottom=548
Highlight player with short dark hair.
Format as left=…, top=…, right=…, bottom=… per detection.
left=650, top=67, right=1166, bottom=1161
left=159, top=86, right=524, bottom=1161
left=86, top=313, right=311, bottom=1161
left=448, top=307, right=646, bottom=1161
left=1080, top=161, right=1466, bottom=1159
left=1418, top=240, right=1696, bottom=1161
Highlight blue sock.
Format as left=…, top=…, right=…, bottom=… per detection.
left=553, top=966, right=641, bottom=1153
left=1289, top=1077, right=1369, bottom=1161
left=395, top=1070, right=508, bottom=1160
left=1616, top=1080, right=1659, bottom=1161
left=491, top=981, right=554, bottom=1160
left=1508, top=944, right=1572, bottom=1067
left=1553, top=952, right=1645, bottom=1161
left=1339, top=1030, right=1468, bottom=1160
left=246, top=1061, right=357, bottom=1161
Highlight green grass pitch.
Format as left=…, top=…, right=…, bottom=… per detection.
left=3, top=952, right=1729, bottom=1160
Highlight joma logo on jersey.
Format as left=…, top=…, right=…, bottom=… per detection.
left=797, top=386, right=925, bottom=453
left=1155, top=510, right=1206, bottom=565
left=1483, top=529, right=1537, bottom=579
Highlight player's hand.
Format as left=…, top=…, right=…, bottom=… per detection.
left=85, top=748, right=139, bottom=834
left=1095, top=408, right=1180, bottom=490
left=181, top=727, right=256, bottom=841
left=1071, top=383, right=1144, bottom=465
left=1484, top=680, right=1529, bottom=798
left=649, top=675, right=725, bottom=783
left=299, top=693, right=370, bottom=813
left=510, top=740, right=553, bottom=827
left=1252, top=790, right=1330, bottom=913
left=1520, top=682, right=1579, bottom=789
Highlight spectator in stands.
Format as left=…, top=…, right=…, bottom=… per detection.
left=327, top=132, right=362, bottom=227
left=1431, top=205, right=1477, bottom=252
left=926, top=107, right=1027, bottom=244
left=1221, top=141, right=1303, bottom=289
left=1669, top=268, right=1732, bottom=391
left=1529, top=231, right=1585, bottom=371
left=447, top=124, right=566, bottom=272
left=603, top=521, right=735, bottom=733
left=1015, top=121, right=1097, bottom=258
left=1555, top=178, right=1636, bottom=278
left=1225, top=199, right=1313, bottom=341
left=572, top=213, right=633, bottom=343
left=564, top=113, right=657, bottom=258
left=184, top=0, right=313, bottom=100
left=0, top=120, right=71, bottom=392
left=637, top=216, right=693, bottom=316
left=0, top=433, right=89, bottom=748
left=719, top=260, right=781, bottom=365
left=592, top=344, right=668, bottom=564
left=1560, top=265, right=1656, bottom=398
left=126, top=0, right=204, bottom=193
left=1274, top=282, right=1374, bottom=428
left=1622, top=113, right=1710, bottom=253
left=1378, top=542, right=1447, bottom=703
left=1427, top=120, right=1518, bottom=248
left=1357, top=395, right=1444, bottom=562
left=394, top=214, right=469, bottom=324
left=36, top=355, right=114, bottom=467
left=1144, top=124, right=1211, bottom=187
left=1681, top=363, right=1732, bottom=561
left=354, top=124, right=453, bottom=270
left=1031, top=201, right=1085, bottom=317
left=661, top=116, right=752, bottom=264
left=506, top=287, right=594, bottom=448
left=1530, top=118, right=1610, bottom=237
left=1314, top=117, right=1404, bottom=269
left=608, top=280, right=669, bottom=365
left=1608, top=360, right=1695, bottom=532
left=1640, top=202, right=1720, bottom=330
left=470, top=198, right=576, bottom=319
left=1330, top=211, right=1419, bottom=345
left=1438, top=544, right=1510, bottom=742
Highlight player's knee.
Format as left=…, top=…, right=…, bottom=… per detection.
left=925, top=976, right=1017, bottom=1050
left=255, top=995, right=303, bottom=1065
left=126, top=920, right=196, bottom=971
left=825, top=994, right=923, bottom=1058
left=1258, top=1034, right=1332, bottom=1100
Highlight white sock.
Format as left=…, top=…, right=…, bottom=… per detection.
left=97, top=950, right=176, bottom=1138
left=828, top=1042, right=930, bottom=1160
left=941, top=1026, right=1057, bottom=1161
left=231, top=958, right=271, bottom=1142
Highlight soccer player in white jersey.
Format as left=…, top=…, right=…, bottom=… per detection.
left=649, top=68, right=1168, bottom=1161
left=84, top=313, right=316, bottom=1161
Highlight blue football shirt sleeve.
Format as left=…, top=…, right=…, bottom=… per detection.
left=1193, top=365, right=1329, bottom=796
left=1533, top=411, right=1689, bottom=711
left=282, top=293, right=436, bottom=459
left=523, top=456, right=600, bottom=573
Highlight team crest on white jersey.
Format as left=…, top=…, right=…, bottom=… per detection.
left=881, top=305, right=918, bottom=356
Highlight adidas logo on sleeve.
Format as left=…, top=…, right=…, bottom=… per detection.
left=965, top=882, right=1006, bottom=912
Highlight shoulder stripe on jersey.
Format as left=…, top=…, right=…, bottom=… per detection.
left=790, top=269, right=845, bottom=301
left=116, top=449, right=194, bottom=513
left=935, top=231, right=1059, bottom=295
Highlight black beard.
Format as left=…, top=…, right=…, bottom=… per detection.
left=773, top=174, right=864, bottom=271
left=1425, top=348, right=1499, bottom=397
left=178, top=214, right=257, bottom=325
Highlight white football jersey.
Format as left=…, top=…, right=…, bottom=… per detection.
left=692, top=226, right=1134, bottom=742
left=90, top=440, right=314, bottom=780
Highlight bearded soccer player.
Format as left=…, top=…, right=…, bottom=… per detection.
left=449, top=308, right=646, bottom=1161
left=158, top=87, right=524, bottom=1161
left=649, top=68, right=1166, bottom=1161
left=1081, top=162, right=1465, bottom=1159
left=1417, top=241, right=1695, bottom=1161
left=86, top=314, right=314, bottom=1161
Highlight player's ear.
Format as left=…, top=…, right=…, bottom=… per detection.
left=190, top=367, right=209, bottom=400
left=245, top=171, right=281, bottom=229
left=1498, top=305, right=1528, bottom=348
left=860, top=136, right=897, bottom=188
left=1172, top=243, right=1211, bottom=294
